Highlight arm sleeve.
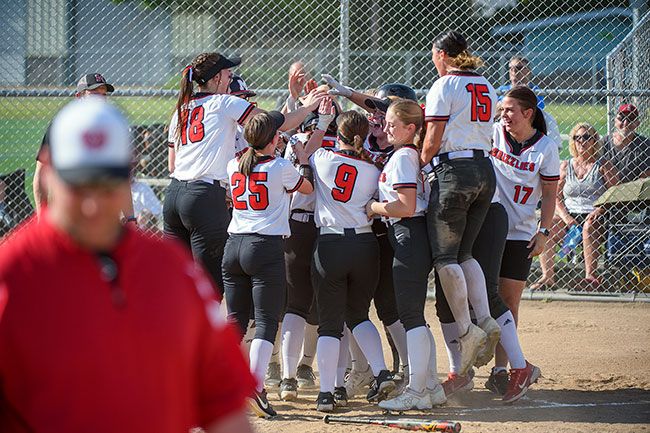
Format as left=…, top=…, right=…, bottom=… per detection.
left=221, top=95, right=255, bottom=125
left=392, top=150, right=419, bottom=189
left=540, top=141, right=561, bottom=181
left=283, top=161, right=304, bottom=193
left=424, top=80, right=451, bottom=122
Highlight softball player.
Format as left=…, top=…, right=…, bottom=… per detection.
left=366, top=99, right=447, bottom=411
left=222, top=111, right=314, bottom=418
left=304, top=110, right=395, bottom=412
left=278, top=100, right=338, bottom=401
left=421, top=31, right=501, bottom=377
left=164, top=52, right=324, bottom=294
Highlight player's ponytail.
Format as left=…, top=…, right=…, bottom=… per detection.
left=240, top=112, right=278, bottom=176
left=504, top=86, right=547, bottom=135
left=433, top=30, right=483, bottom=70
left=238, top=147, right=260, bottom=177
left=336, top=111, right=373, bottom=165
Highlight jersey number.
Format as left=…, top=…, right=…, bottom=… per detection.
left=465, top=84, right=492, bottom=122
left=180, top=106, right=205, bottom=145
left=231, top=172, right=269, bottom=210
left=513, top=185, right=533, bottom=205
left=331, top=164, right=358, bottom=203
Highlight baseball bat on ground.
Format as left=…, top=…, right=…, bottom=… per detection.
left=323, top=415, right=461, bottom=432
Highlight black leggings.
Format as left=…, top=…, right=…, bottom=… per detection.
left=223, top=234, right=286, bottom=342
left=163, top=178, right=229, bottom=294
left=373, top=220, right=400, bottom=326
left=388, top=216, right=432, bottom=331
left=312, top=232, right=379, bottom=339
left=284, top=215, right=318, bottom=320
left=435, top=202, right=510, bottom=323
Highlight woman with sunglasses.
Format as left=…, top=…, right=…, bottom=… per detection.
left=532, top=123, right=618, bottom=291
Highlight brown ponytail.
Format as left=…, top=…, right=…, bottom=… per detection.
left=336, top=110, right=374, bottom=165
left=433, top=31, right=484, bottom=70
left=240, top=112, right=280, bottom=176
left=238, top=147, right=260, bottom=177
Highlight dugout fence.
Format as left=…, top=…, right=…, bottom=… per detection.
left=0, top=0, right=649, bottom=300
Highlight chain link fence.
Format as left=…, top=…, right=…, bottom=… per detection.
left=0, top=0, right=648, bottom=299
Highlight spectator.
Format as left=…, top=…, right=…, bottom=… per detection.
left=131, top=177, right=163, bottom=232
left=532, top=123, right=618, bottom=291
left=497, top=55, right=545, bottom=109
left=0, top=97, right=256, bottom=433
left=602, top=104, right=650, bottom=183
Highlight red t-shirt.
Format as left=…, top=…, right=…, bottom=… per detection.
left=0, top=217, right=256, bottom=433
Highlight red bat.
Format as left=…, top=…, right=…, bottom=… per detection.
left=323, top=415, right=461, bottom=432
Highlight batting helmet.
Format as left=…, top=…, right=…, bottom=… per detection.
left=375, top=83, right=417, bottom=102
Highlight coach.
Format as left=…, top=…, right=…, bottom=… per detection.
left=0, top=98, right=256, bottom=433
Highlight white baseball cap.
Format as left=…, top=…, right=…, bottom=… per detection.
left=50, top=96, right=132, bottom=185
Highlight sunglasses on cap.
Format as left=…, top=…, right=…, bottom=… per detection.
left=572, top=134, right=593, bottom=142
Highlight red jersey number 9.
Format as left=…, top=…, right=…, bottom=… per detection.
left=332, top=164, right=358, bottom=203
left=180, top=106, right=206, bottom=145
left=231, top=172, right=269, bottom=210
left=465, top=84, right=492, bottom=123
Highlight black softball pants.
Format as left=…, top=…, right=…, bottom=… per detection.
left=435, top=202, right=510, bottom=323
left=284, top=214, right=318, bottom=321
left=312, top=231, right=379, bottom=339
left=388, top=216, right=432, bottom=331
left=373, top=220, right=400, bottom=326
left=223, top=234, right=286, bottom=343
left=163, top=178, right=229, bottom=294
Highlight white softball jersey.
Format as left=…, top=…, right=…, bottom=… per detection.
left=226, top=156, right=304, bottom=236
left=377, top=145, right=430, bottom=225
left=310, top=148, right=380, bottom=229
left=491, top=123, right=560, bottom=241
left=284, top=133, right=337, bottom=213
left=168, top=93, right=254, bottom=182
left=425, top=71, right=497, bottom=154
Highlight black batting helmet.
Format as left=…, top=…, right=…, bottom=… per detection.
left=375, top=83, right=417, bottom=102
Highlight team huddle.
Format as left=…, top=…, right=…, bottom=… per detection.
left=162, top=30, right=559, bottom=418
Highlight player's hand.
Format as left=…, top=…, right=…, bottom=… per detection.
left=305, top=78, right=318, bottom=94
left=288, top=68, right=306, bottom=99
left=292, top=138, right=309, bottom=165
left=300, top=87, right=328, bottom=111
left=316, top=98, right=336, bottom=131
left=321, top=74, right=353, bottom=97
left=527, top=232, right=548, bottom=258
left=365, top=199, right=377, bottom=219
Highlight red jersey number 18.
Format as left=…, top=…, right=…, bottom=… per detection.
left=180, top=106, right=205, bottom=145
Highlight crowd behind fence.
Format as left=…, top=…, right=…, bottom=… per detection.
left=0, top=0, right=648, bottom=300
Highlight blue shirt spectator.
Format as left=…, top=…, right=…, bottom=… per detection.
left=497, top=56, right=545, bottom=109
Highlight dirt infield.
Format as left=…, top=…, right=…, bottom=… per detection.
left=250, top=300, right=650, bottom=433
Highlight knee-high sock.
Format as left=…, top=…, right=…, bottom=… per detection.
left=348, top=329, right=369, bottom=371
left=440, top=322, right=461, bottom=374
left=317, top=336, right=340, bottom=393
left=436, top=264, right=471, bottom=335
left=281, top=313, right=306, bottom=379
left=336, top=328, right=351, bottom=387
left=406, top=326, right=430, bottom=393
left=298, top=324, right=318, bottom=367
left=496, top=311, right=526, bottom=369
left=426, top=327, right=441, bottom=389
left=352, top=320, right=387, bottom=376
left=270, top=324, right=281, bottom=364
left=250, top=338, right=274, bottom=392
left=460, top=259, right=490, bottom=323
left=386, top=321, right=409, bottom=369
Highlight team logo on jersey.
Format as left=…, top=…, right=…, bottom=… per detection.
left=490, top=148, right=535, bottom=172
left=82, top=130, right=107, bottom=149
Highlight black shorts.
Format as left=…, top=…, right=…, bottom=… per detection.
left=499, top=240, right=533, bottom=282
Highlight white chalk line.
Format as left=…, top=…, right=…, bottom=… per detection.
left=450, top=399, right=650, bottom=415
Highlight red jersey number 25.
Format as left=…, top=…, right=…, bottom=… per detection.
left=465, top=84, right=492, bottom=123
left=332, top=164, right=358, bottom=203
left=231, top=172, right=270, bottom=210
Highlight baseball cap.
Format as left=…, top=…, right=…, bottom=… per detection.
left=76, top=73, right=115, bottom=93
left=229, top=75, right=256, bottom=97
left=618, top=104, right=639, bottom=119
left=50, top=97, right=132, bottom=185
left=194, top=54, right=241, bottom=85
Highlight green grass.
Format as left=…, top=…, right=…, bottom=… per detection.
left=0, top=98, right=617, bottom=202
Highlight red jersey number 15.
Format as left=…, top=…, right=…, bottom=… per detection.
left=465, top=84, right=492, bottom=123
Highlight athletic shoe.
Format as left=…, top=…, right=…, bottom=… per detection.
left=279, top=377, right=298, bottom=401
left=249, top=389, right=277, bottom=418
left=485, top=367, right=509, bottom=396
left=333, top=386, right=349, bottom=407
left=265, top=362, right=281, bottom=388
left=503, top=361, right=541, bottom=403
left=378, top=387, right=433, bottom=411
left=442, top=369, right=475, bottom=397
left=458, top=323, right=487, bottom=376
left=367, top=369, right=396, bottom=402
left=296, top=364, right=316, bottom=389
left=316, top=391, right=335, bottom=412
left=345, top=365, right=374, bottom=397
left=474, top=317, right=501, bottom=367
left=428, top=383, right=448, bottom=406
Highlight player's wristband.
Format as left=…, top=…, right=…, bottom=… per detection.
left=299, top=164, right=313, bottom=184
